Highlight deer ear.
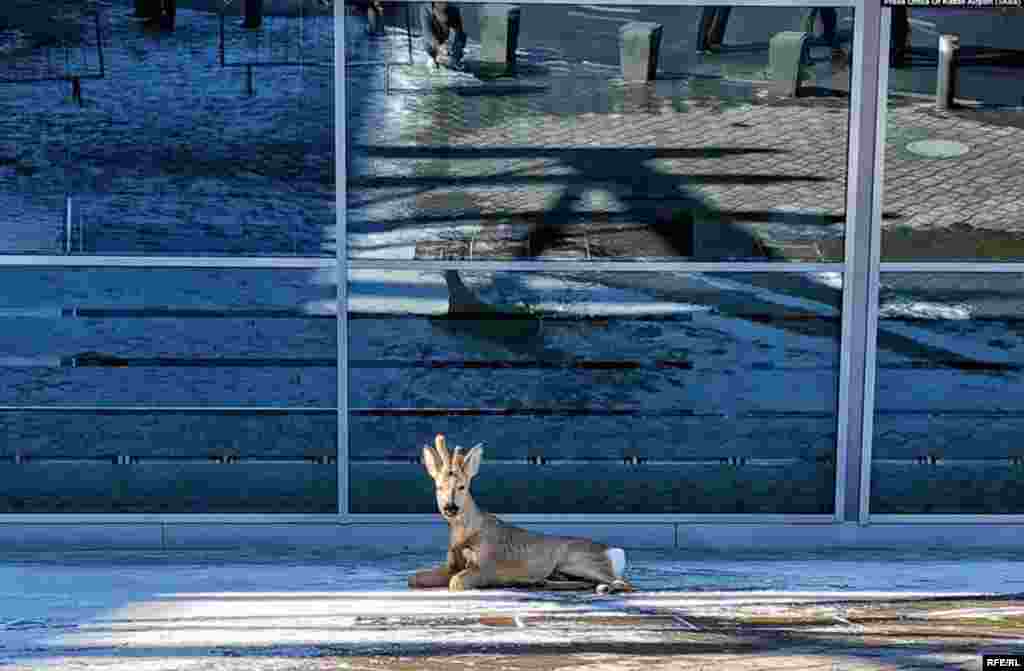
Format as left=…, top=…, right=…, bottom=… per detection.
left=422, top=445, right=443, bottom=479
left=463, top=443, right=484, bottom=479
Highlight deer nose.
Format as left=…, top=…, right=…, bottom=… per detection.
left=443, top=504, right=459, bottom=515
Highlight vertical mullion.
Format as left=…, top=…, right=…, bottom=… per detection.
left=336, top=0, right=349, bottom=517
left=837, top=0, right=882, bottom=524
left=860, top=9, right=892, bottom=525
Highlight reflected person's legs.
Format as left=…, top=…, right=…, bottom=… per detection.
left=709, top=7, right=730, bottom=45
left=819, top=8, right=837, bottom=47
left=420, top=2, right=444, bottom=64
left=444, top=3, right=466, bottom=65
left=890, top=7, right=910, bottom=67
left=697, top=7, right=730, bottom=52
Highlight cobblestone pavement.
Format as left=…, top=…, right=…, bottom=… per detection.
left=348, top=30, right=1024, bottom=263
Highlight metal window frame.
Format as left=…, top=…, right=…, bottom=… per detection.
left=6, top=0, right=1020, bottom=529
left=342, top=0, right=862, bottom=524
left=857, top=9, right=1024, bottom=524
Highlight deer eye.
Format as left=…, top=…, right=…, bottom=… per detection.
left=458, top=486, right=466, bottom=491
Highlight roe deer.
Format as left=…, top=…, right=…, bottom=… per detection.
left=408, top=434, right=634, bottom=594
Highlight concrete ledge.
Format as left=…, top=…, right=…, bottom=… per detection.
left=163, top=523, right=345, bottom=549
left=854, top=524, right=1024, bottom=549
left=0, top=523, right=163, bottom=549
left=341, top=523, right=450, bottom=551
left=2, top=522, right=1024, bottom=551
left=516, top=523, right=675, bottom=549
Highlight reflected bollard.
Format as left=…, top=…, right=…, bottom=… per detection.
left=479, top=5, right=520, bottom=73
left=619, top=21, right=663, bottom=83
left=769, top=31, right=810, bottom=97
left=936, top=33, right=959, bottom=110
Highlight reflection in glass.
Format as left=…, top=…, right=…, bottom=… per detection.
left=0, top=268, right=337, bottom=513
left=881, top=12, right=1024, bottom=262
left=0, top=1, right=334, bottom=255
left=871, top=274, right=1024, bottom=514
left=348, top=269, right=842, bottom=514
left=347, top=3, right=853, bottom=263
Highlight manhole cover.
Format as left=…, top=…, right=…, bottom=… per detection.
left=905, top=139, right=970, bottom=158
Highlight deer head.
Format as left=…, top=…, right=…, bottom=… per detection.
left=421, top=434, right=483, bottom=521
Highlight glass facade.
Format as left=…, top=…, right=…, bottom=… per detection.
left=0, top=0, right=1019, bottom=522
left=868, top=10, right=1024, bottom=516
left=348, top=270, right=840, bottom=513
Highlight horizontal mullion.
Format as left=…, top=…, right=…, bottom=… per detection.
left=59, top=308, right=335, bottom=319
left=879, top=362, right=1021, bottom=372
left=221, top=62, right=331, bottom=68
left=349, top=259, right=843, bottom=273
left=0, top=406, right=335, bottom=414
left=2, top=457, right=337, bottom=464
left=880, top=263, right=1024, bottom=274
left=350, top=312, right=839, bottom=322
left=341, top=0, right=858, bottom=7
left=351, top=408, right=834, bottom=418
left=0, top=258, right=850, bottom=273
left=349, top=359, right=839, bottom=372
left=868, top=515, right=1024, bottom=524
left=875, top=409, right=1024, bottom=418
left=48, top=356, right=336, bottom=368
left=352, top=457, right=812, bottom=465
left=0, top=256, right=335, bottom=269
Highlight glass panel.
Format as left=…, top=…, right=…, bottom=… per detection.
left=871, top=273, right=1024, bottom=514
left=0, top=411, right=337, bottom=513
left=348, top=269, right=842, bottom=514
left=0, top=268, right=337, bottom=513
left=347, top=3, right=853, bottom=263
left=881, top=10, right=1024, bottom=262
left=1, top=1, right=334, bottom=256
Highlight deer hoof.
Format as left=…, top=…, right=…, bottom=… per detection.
left=449, top=574, right=470, bottom=591
left=595, top=583, right=611, bottom=595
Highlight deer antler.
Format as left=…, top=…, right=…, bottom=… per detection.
left=434, top=433, right=451, bottom=469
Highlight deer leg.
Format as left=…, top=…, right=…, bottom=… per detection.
left=450, top=560, right=544, bottom=591
left=408, top=563, right=453, bottom=589
left=557, top=548, right=634, bottom=594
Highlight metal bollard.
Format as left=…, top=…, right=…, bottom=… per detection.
left=479, top=5, right=520, bottom=72
left=619, top=21, right=663, bottom=83
left=936, top=33, right=959, bottom=109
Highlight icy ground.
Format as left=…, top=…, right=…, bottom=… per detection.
left=0, top=548, right=1022, bottom=669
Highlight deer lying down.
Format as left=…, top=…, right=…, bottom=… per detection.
left=408, top=434, right=634, bottom=594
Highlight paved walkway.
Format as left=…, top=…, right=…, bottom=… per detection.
left=1, top=549, right=1022, bottom=670
left=347, top=22, right=1024, bottom=264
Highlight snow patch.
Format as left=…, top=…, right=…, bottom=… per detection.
left=606, top=548, right=626, bottom=578
left=880, top=301, right=972, bottom=321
